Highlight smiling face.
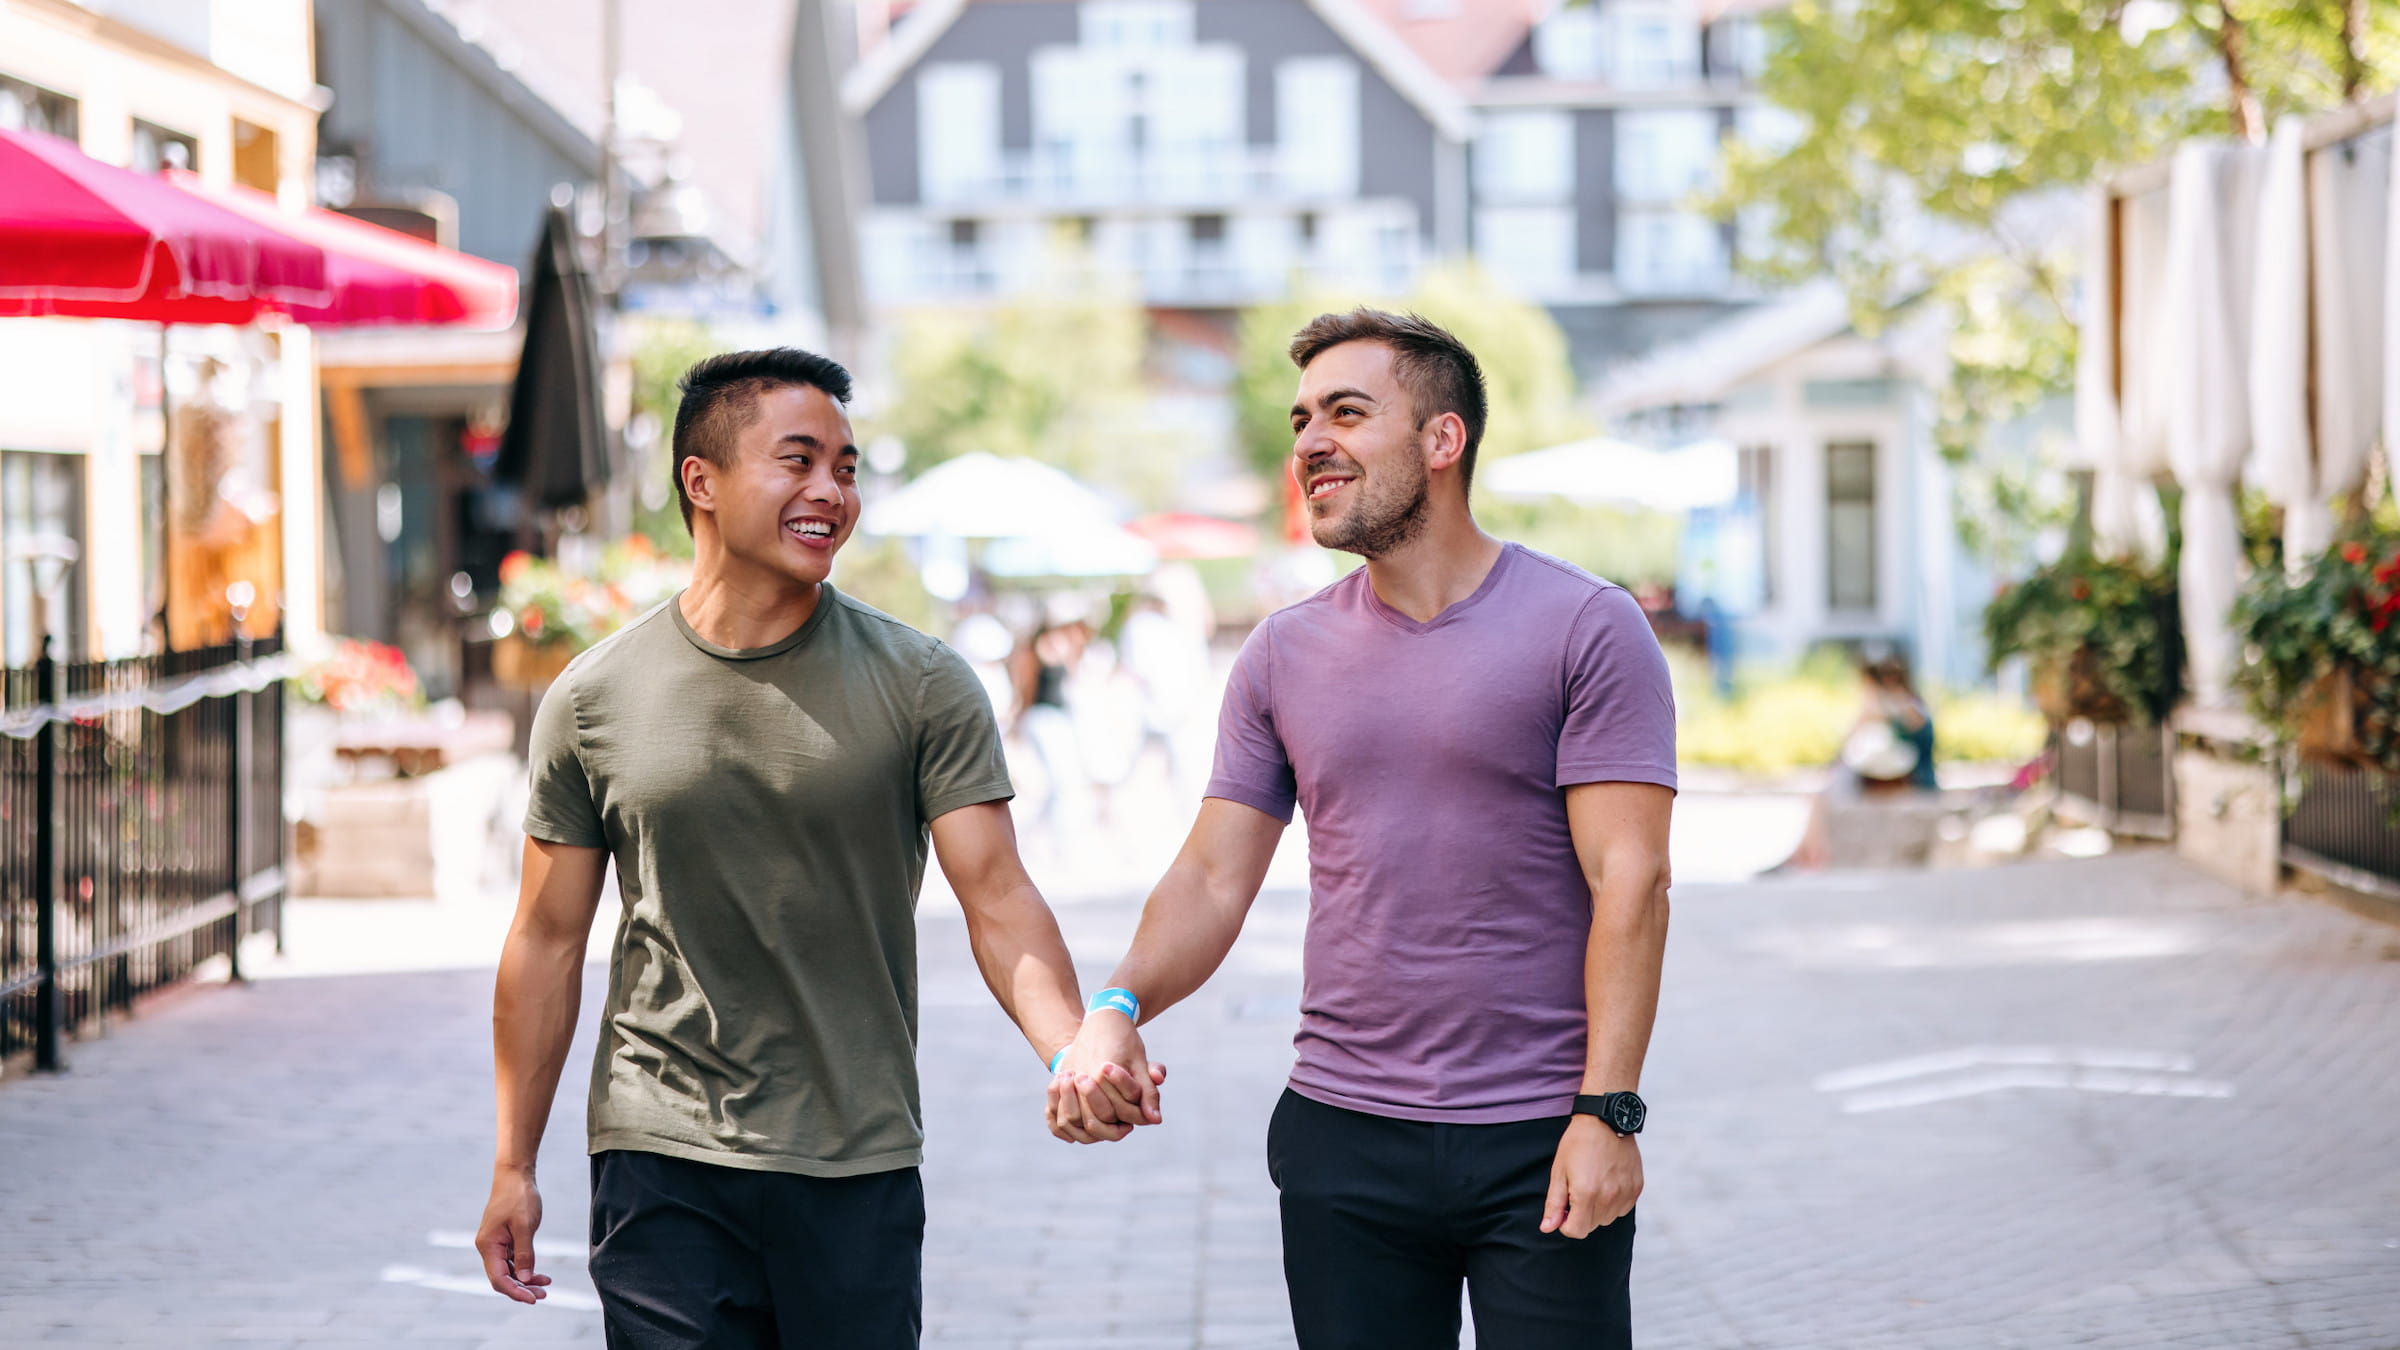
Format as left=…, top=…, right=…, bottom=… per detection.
left=1289, top=340, right=1436, bottom=559
left=682, top=382, right=859, bottom=589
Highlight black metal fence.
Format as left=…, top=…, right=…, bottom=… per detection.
left=1, top=637, right=285, bottom=1071
left=2283, top=762, right=2400, bottom=896
left=2053, top=721, right=2175, bottom=839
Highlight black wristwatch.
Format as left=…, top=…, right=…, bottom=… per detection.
left=1573, top=1092, right=1646, bottom=1137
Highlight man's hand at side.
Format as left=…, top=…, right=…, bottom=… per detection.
left=475, top=1164, right=552, bottom=1303
left=478, top=837, right=606, bottom=1303
left=1540, top=1115, right=1642, bottom=1239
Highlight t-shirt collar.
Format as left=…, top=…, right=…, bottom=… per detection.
left=669, top=584, right=838, bottom=660
left=1360, top=542, right=1516, bottom=636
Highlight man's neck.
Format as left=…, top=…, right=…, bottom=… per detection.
left=678, top=541, right=822, bottom=649
left=1360, top=509, right=1504, bottom=624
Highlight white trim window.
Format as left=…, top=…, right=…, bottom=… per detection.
left=1608, top=0, right=1701, bottom=89
left=918, top=62, right=1001, bottom=204
left=1615, top=108, right=1720, bottom=204
left=1616, top=208, right=1728, bottom=295
left=1475, top=206, right=1576, bottom=295
left=1474, top=110, right=1574, bottom=205
left=1276, top=57, right=1360, bottom=198
left=1080, top=0, right=1195, bottom=49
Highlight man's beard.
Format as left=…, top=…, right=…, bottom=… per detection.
left=1312, top=456, right=1430, bottom=559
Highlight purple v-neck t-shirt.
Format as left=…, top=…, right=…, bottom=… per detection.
left=1206, top=543, right=1677, bottom=1124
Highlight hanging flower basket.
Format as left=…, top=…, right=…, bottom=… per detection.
left=2296, top=667, right=2365, bottom=764
left=2029, top=646, right=2132, bottom=725
left=492, top=633, right=577, bottom=690
left=2234, top=536, right=2400, bottom=773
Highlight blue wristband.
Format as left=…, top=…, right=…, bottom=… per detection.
left=1087, top=987, right=1140, bottom=1023
left=1048, top=1046, right=1069, bottom=1074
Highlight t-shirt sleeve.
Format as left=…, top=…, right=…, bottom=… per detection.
left=1204, top=620, right=1297, bottom=822
left=522, top=666, right=607, bottom=847
left=916, top=641, right=1015, bottom=822
left=1556, top=586, right=1680, bottom=792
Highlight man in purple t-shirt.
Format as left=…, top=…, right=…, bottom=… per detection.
left=1048, top=309, right=1676, bottom=1348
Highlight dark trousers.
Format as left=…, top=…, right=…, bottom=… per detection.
left=588, top=1148, right=924, bottom=1350
left=1267, top=1089, right=1635, bottom=1349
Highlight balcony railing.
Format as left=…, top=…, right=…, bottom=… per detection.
left=1, top=639, right=286, bottom=1072
left=2053, top=721, right=2174, bottom=839
left=924, top=144, right=1348, bottom=210
left=2283, top=762, right=2400, bottom=896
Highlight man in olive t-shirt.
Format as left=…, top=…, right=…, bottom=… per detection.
left=474, top=349, right=1162, bottom=1349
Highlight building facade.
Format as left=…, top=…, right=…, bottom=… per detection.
left=0, top=0, right=325, bottom=662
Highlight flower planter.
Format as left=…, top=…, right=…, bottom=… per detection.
left=493, top=634, right=578, bottom=691
left=2297, top=667, right=2365, bottom=764
left=2030, top=648, right=2129, bottom=725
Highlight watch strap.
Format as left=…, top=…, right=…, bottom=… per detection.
left=1572, top=1092, right=1644, bottom=1135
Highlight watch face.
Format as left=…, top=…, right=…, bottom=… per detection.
left=1609, top=1094, right=1645, bottom=1134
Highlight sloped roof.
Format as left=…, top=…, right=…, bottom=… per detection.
left=844, top=0, right=1472, bottom=140
left=1345, top=0, right=1545, bottom=89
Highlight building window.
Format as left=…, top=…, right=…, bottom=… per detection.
left=233, top=119, right=279, bottom=193
left=2, top=450, right=88, bottom=665
left=918, top=63, right=1000, bottom=203
left=1616, top=208, right=1728, bottom=295
left=1474, top=111, right=1574, bottom=205
left=1276, top=57, right=1360, bottom=197
left=948, top=218, right=982, bottom=249
left=1188, top=213, right=1227, bottom=244
left=1609, top=0, right=1701, bottom=89
left=1475, top=206, right=1576, bottom=295
left=1531, top=6, right=1605, bottom=80
left=0, top=74, right=78, bottom=139
left=1825, top=441, right=1877, bottom=613
left=1738, top=443, right=1775, bottom=606
left=1080, top=0, right=1195, bottom=49
left=1615, top=109, right=1720, bottom=204
left=129, top=119, right=198, bottom=174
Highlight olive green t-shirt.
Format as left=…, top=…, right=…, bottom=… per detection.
left=522, top=586, right=1012, bottom=1176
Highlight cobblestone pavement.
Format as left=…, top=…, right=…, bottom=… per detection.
left=3, top=837, right=2399, bottom=1348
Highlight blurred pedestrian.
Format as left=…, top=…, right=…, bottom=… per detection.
left=1776, top=648, right=1939, bottom=871
left=473, top=349, right=1157, bottom=1349
left=1049, top=310, right=1675, bottom=1350
left=1010, top=615, right=1091, bottom=840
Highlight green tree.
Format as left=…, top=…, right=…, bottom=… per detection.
left=870, top=260, right=1178, bottom=505
left=1711, top=0, right=2400, bottom=565
left=625, top=315, right=720, bottom=556
left=1232, top=261, right=1591, bottom=485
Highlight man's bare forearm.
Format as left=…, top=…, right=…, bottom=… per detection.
left=1578, top=867, right=1669, bottom=1094
left=492, top=923, right=587, bottom=1172
left=959, top=876, right=1085, bottom=1063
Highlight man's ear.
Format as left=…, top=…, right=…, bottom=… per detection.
left=680, top=453, right=715, bottom=516
left=1425, top=412, right=1469, bottom=475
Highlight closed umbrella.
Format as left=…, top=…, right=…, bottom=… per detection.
left=0, top=127, right=326, bottom=321
left=495, top=206, right=609, bottom=516
left=2252, top=119, right=2318, bottom=572
left=2110, top=184, right=2175, bottom=560
left=2316, top=125, right=2389, bottom=539
left=2166, top=140, right=2267, bottom=708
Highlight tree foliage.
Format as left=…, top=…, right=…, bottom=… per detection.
left=1711, top=0, right=2400, bottom=566
left=871, top=265, right=1170, bottom=504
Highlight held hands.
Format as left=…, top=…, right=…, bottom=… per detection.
left=1044, top=1007, right=1167, bottom=1144
left=1540, top=1114, right=1642, bottom=1239
left=475, top=1165, right=554, bottom=1304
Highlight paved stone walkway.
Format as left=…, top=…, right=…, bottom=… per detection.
left=3, top=843, right=2398, bottom=1348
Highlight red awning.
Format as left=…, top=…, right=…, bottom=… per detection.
left=1128, top=512, right=1261, bottom=560
left=0, top=127, right=328, bottom=323
left=171, top=172, right=518, bottom=329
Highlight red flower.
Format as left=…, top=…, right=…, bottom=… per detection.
left=500, top=551, right=535, bottom=586
left=2343, top=542, right=2368, bottom=565
left=520, top=606, right=545, bottom=637
left=2071, top=580, right=2091, bottom=601
left=2376, top=611, right=2391, bottom=632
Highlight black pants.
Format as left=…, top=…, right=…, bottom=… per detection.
left=1267, top=1089, right=1635, bottom=1349
left=588, top=1148, right=924, bottom=1350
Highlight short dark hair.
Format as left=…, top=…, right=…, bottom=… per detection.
left=1288, top=308, right=1489, bottom=490
left=671, top=347, right=854, bottom=529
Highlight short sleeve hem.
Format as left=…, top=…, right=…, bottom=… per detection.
left=1204, top=779, right=1296, bottom=824
left=522, top=815, right=607, bottom=849
left=1555, top=761, right=1679, bottom=792
left=920, top=779, right=1017, bottom=823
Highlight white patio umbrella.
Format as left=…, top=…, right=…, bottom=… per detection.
left=2301, top=123, right=2389, bottom=572
left=1481, top=436, right=1740, bottom=512
left=982, top=523, right=1158, bottom=578
left=2109, top=183, right=2175, bottom=560
left=2252, top=119, right=2319, bottom=572
left=862, top=452, right=1123, bottom=538
left=2166, top=140, right=2267, bottom=708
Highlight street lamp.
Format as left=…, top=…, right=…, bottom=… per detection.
left=6, top=531, right=80, bottom=664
